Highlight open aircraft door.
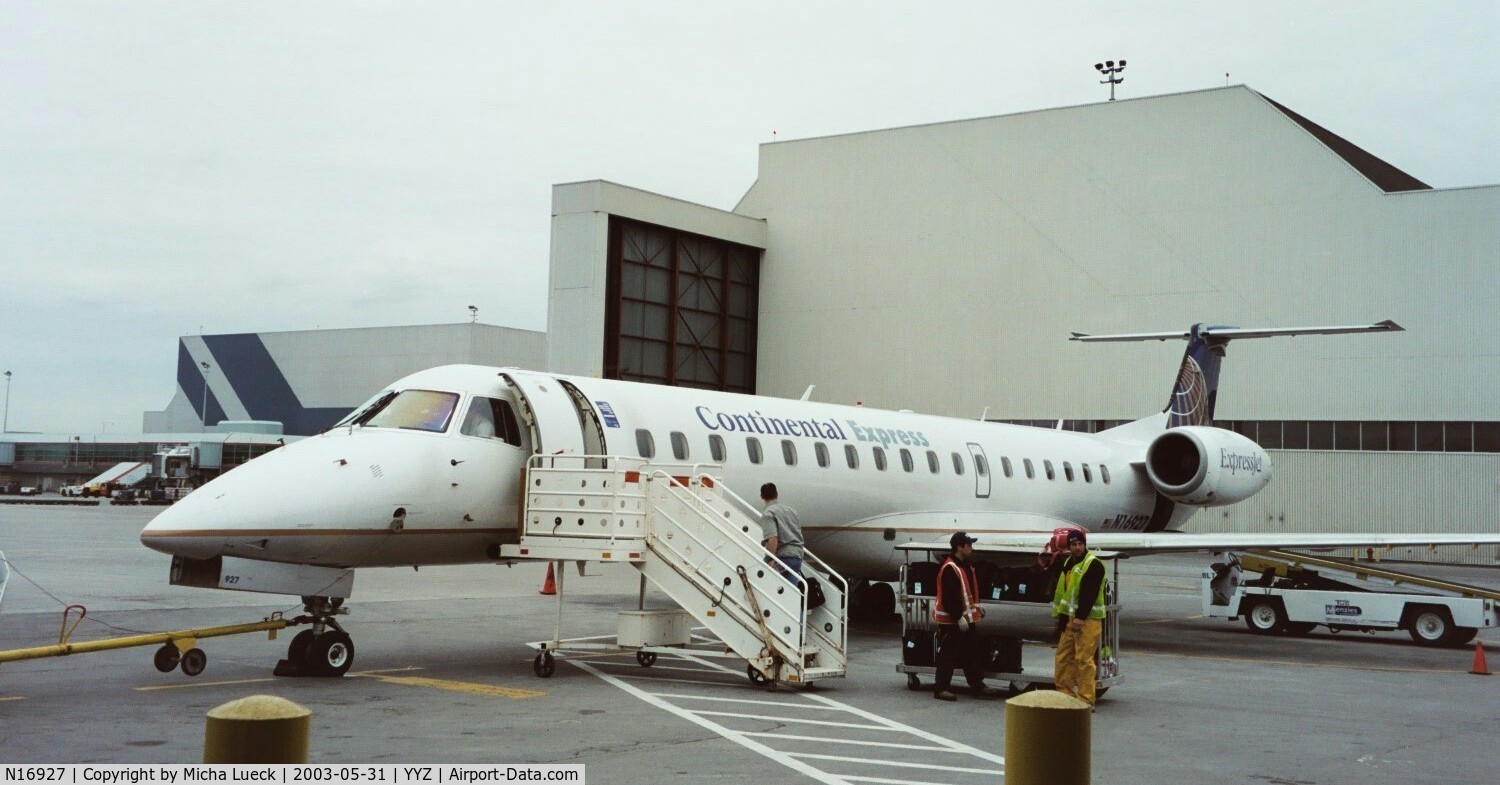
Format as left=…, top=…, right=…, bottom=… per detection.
left=966, top=442, right=991, bottom=499
left=500, top=371, right=589, bottom=456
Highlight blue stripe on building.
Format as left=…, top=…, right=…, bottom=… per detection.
left=195, top=335, right=349, bottom=435
left=177, top=342, right=224, bottom=427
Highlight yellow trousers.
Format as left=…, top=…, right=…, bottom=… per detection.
left=1054, top=617, right=1102, bottom=704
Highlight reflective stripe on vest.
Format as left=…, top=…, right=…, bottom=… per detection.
left=932, top=558, right=980, bottom=624
left=1052, top=551, right=1107, bottom=620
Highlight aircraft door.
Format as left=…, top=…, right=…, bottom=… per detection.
left=966, top=442, right=991, bottom=499
left=500, top=371, right=588, bottom=456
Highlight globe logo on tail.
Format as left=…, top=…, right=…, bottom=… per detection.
left=1168, top=356, right=1210, bottom=427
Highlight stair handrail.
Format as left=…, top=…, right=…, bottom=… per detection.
left=643, top=469, right=808, bottom=661
left=641, top=505, right=805, bottom=666
left=664, top=466, right=850, bottom=663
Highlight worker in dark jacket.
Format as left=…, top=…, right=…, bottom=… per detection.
left=1052, top=528, right=1107, bottom=706
left=931, top=532, right=1002, bottom=701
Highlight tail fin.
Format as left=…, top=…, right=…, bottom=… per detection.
left=1167, top=324, right=1228, bottom=427
left=1071, top=320, right=1403, bottom=429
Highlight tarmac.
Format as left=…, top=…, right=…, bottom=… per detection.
left=1, top=503, right=1497, bottom=784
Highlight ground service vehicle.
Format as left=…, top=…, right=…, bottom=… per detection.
left=1203, top=550, right=1499, bottom=647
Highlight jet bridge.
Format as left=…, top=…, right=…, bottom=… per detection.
left=497, top=455, right=848, bottom=687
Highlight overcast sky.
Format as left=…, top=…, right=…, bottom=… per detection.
left=2, top=1, right=1495, bottom=435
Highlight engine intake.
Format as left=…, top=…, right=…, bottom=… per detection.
left=1145, top=426, right=1272, bottom=506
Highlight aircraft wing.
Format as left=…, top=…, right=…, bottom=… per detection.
left=902, top=531, right=1500, bottom=559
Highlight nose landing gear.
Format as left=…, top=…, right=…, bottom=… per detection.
left=274, top=596, right=355, bottom=677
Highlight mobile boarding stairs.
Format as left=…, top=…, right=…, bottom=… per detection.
left=498, top=455, right=848, bottom=686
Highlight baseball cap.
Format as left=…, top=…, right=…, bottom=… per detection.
left=950, top=531, right=978, bottom=549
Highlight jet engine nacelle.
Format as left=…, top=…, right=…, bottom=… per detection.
left=1145, top=426, right=1272, bottom=507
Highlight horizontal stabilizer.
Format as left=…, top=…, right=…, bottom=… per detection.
left=1070, top=320, right=1402, bottom=343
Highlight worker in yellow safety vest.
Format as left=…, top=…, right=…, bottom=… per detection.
left=1052, top=528, right=1107, bottom=706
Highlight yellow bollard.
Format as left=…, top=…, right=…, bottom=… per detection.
left=204, top=695, right=311, bottom=763
left=1004, top=690, right=1090, bottom=785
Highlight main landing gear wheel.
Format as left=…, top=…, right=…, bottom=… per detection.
left=635, top=651, right=657, bottom=667
left=534, top=652, right=556, bottom=678
left=153, top=644, right=181, bottom=673
left=906, top=673, right=921, bottom=691
left=179, top=648, right=208, bottom=677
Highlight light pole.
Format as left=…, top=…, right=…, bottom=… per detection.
left=468, top=305, right=478, bottom=324
left=2, top=370, right=10, bottom=432
left=199, top=361, right=212, bottom=432
left=1094, top=59, right=1127, bottom=101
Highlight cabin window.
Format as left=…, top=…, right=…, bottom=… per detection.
left=709, top=434, right=726, bottom=463
left=927, top=450, right=940, bottom=474
left=1044, top=460, right=1056, bottom=480
left=1101, top=465, right=1111, bottom=484
left=815, top=442, right=830, bottom=468
left=845, top=444, right=860, bottom=469
left=1023, top=458, right=1035, bottom=479
left=1082, top=463, right=1092, bottom=483
left=899, top=449, right=914, bottom=472
left=364, top=389, right=460, bottom=433
left=1001, top=456, right=1013, bottom=478
left=1063, top=461, right=1074, bottom=482
left=635, top=429, right=655, bottom=459
left=746, top=437, right=763, bottom=464
left=670, top=431, right=689, bottom=461
left=873, top=446, right=887, bottom=471
left=951, top=452, right=965, bottom=475
left=975, top=454, right=988, bottom=477
left=460, top=397, right=522, bottom=447
left=781, top=439, right=798, bottom=466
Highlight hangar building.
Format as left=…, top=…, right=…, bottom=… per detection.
left=545, top=86, right=1499, bottom=564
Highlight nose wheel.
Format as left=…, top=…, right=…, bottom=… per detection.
left=274, top=596, right=355, bottom=677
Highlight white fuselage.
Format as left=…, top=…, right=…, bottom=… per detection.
left=141, top=365, right=1204, bottom=579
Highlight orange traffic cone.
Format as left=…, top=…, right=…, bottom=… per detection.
left=1470, top=641, right=1490, bottom=676
left=539, top=563, right=557, bottom=596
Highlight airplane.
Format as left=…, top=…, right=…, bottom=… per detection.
left=139, top=318, right=1500, bottom=676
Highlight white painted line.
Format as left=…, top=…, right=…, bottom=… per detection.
left=791, top=752, right=1002, bottom=775
left=653, top=693, right=846, bottom=710
left=742, top=732, right=950, bottom=752
left=571, top=659, right=856, bottom=785
left=839, top=776, right=956, bottom=785
left=589, top=662, right=725, bottom=674
left=610, top=673, right=747, bottom=688
left=690, top=710, right=895, bottom=731
left=798, top=692, right=1007, bottom=765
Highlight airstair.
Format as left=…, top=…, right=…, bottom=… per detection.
left=498, top=455, right=848, bottom=685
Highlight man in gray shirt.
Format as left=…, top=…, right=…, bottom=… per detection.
left=759, top=482, right=804, bottom=579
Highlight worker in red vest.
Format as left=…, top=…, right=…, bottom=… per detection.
left=931, top=532, right=1002, bottom=701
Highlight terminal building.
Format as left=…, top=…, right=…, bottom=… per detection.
left=5, top=86, right=1494, bottom=563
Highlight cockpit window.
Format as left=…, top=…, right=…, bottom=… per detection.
left=333, top=390, right=397, bottom=429
left=460, top=397, right=523, bottom=447
left=363, top=390, right=459, bottom=433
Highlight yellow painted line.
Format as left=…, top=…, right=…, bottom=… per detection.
left=355, top=673, right=545, bottom=699
left=0, top=696, right=26, bottom=702
left=136, top=678, right=277, bottom=692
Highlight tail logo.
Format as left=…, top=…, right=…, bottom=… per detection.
left=1168, top=356, right=1209, bottom=427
